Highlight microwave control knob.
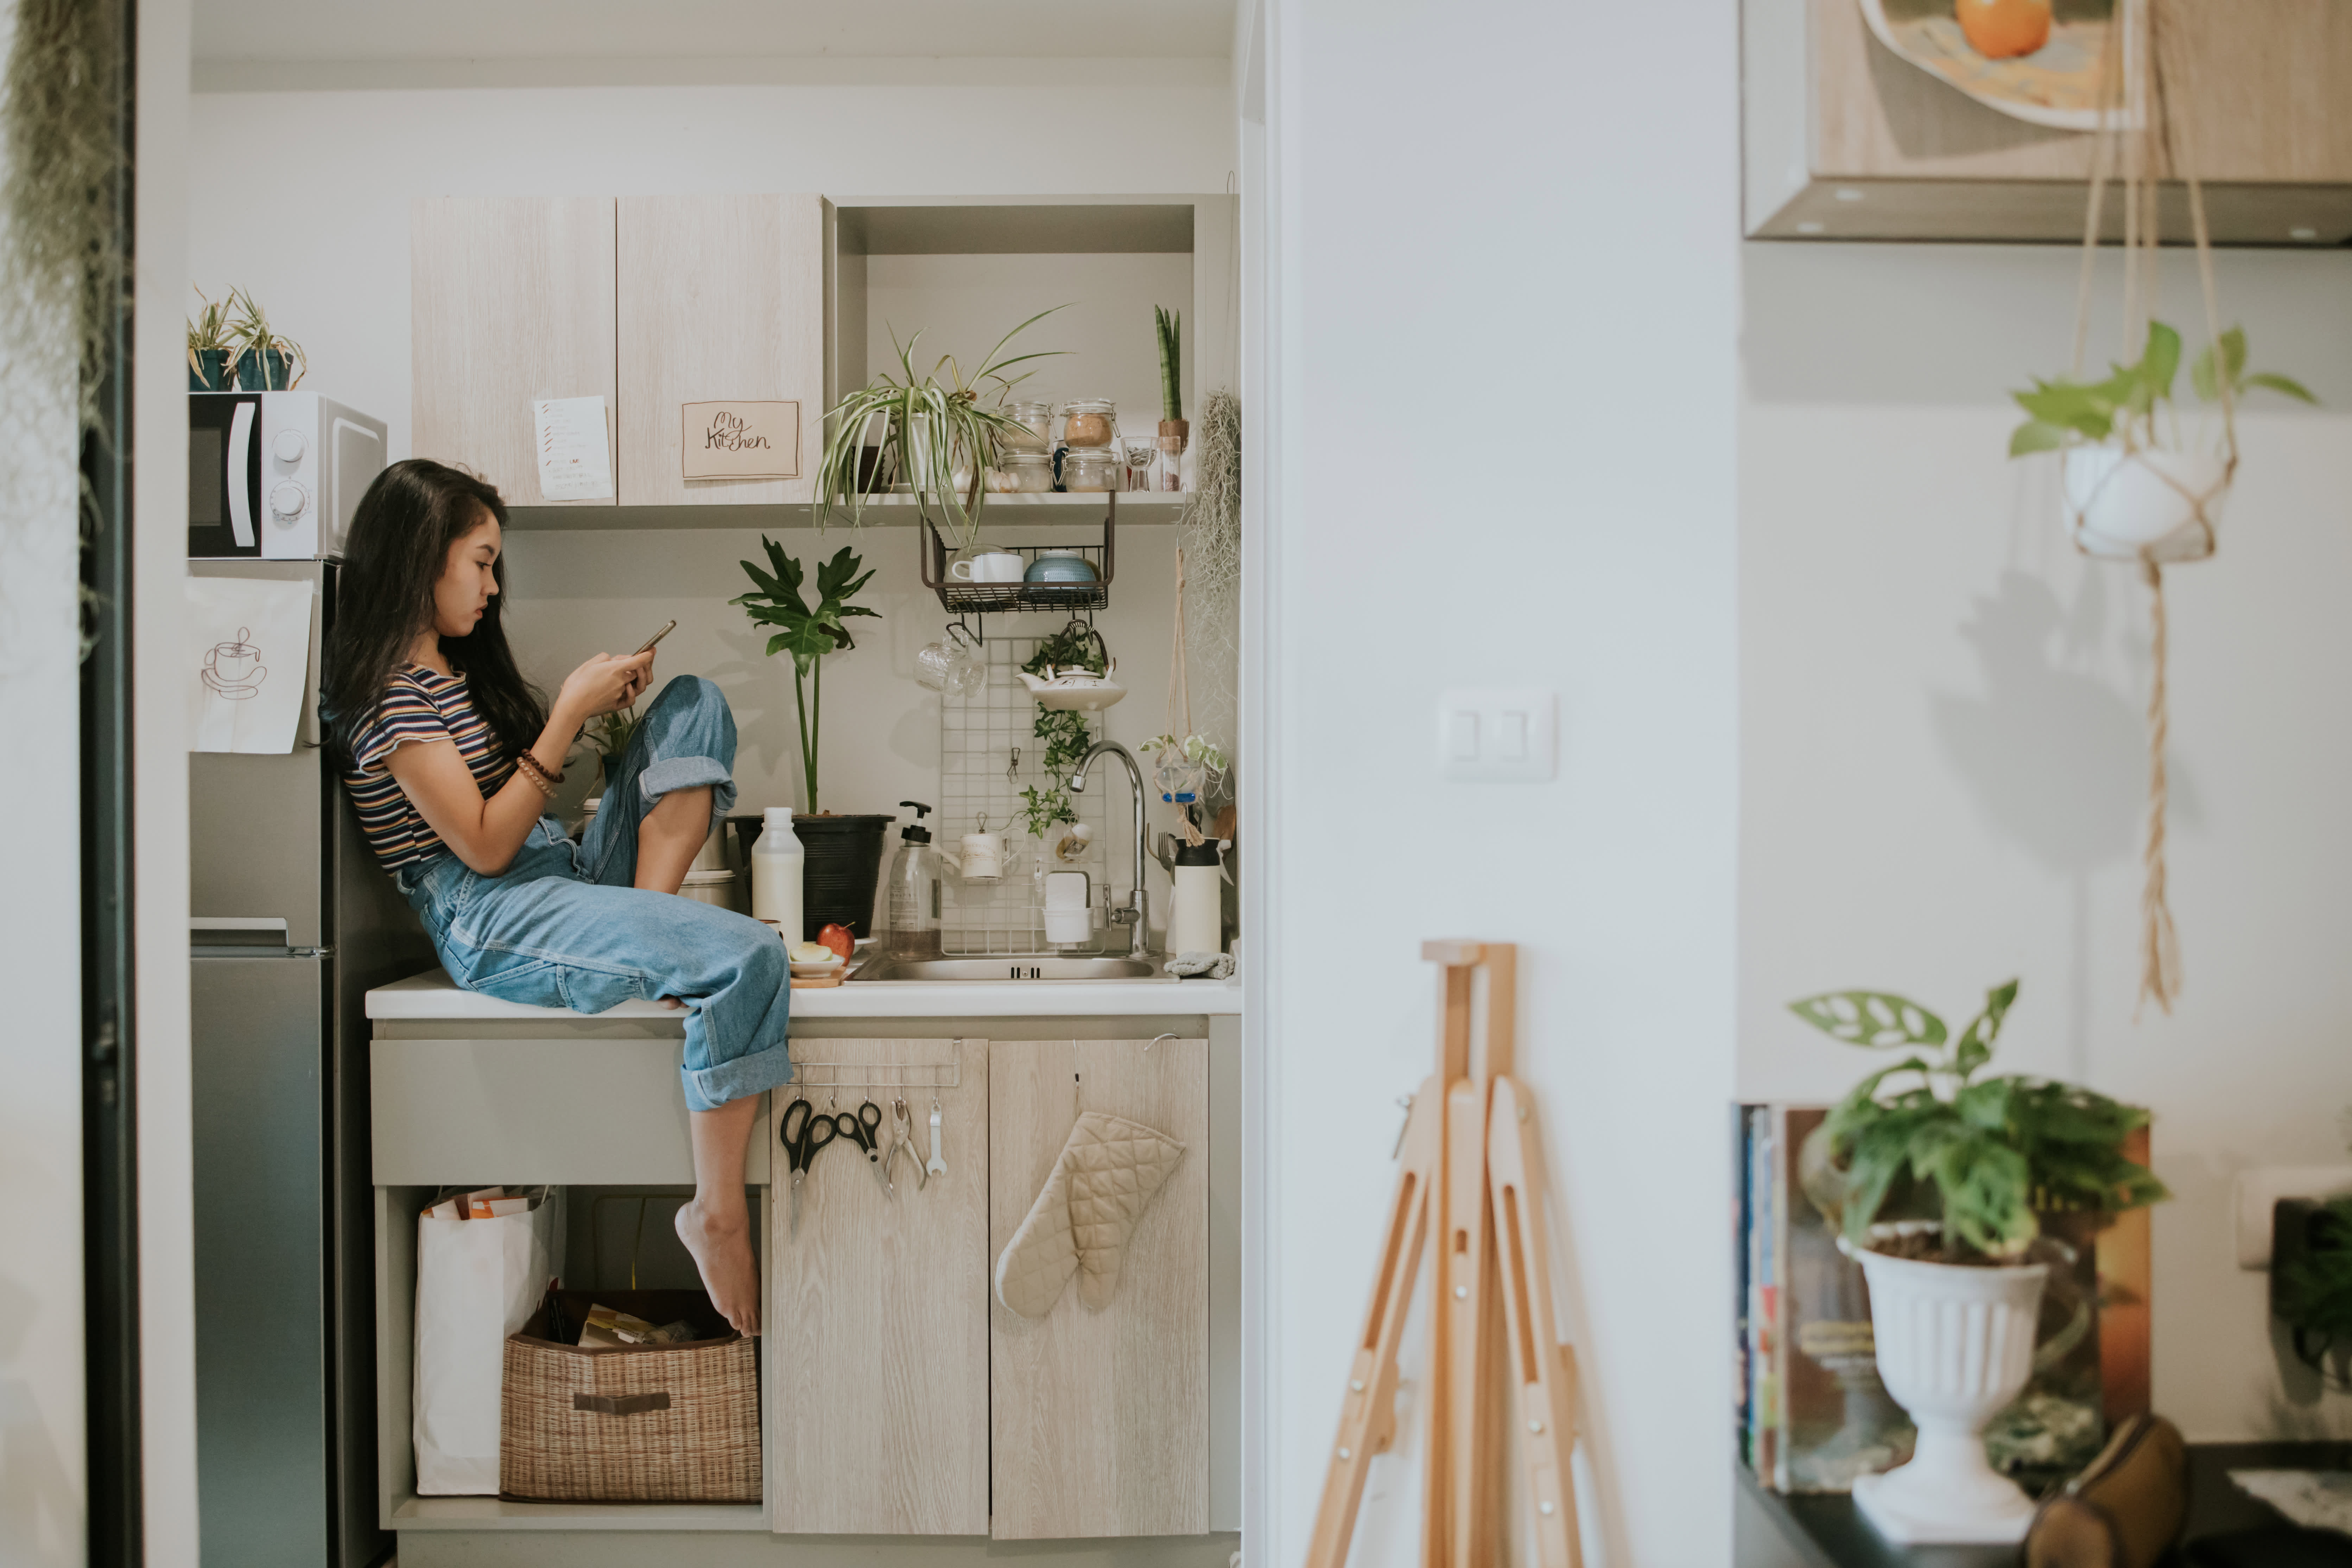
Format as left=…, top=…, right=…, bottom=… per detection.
left=272, top=429, right=306, bottom=464
left=270, top=481, right=310, bottom=521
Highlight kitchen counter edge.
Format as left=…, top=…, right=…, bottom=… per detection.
left=366, top=967, right=1242, bottom=1020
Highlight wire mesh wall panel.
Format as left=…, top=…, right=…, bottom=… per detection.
left=938, top=635, right=1112, bottom=955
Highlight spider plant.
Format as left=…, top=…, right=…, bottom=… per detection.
left=187, top=286, right=234, bottom=389
left=813, top=305, right=1067, bottom=548
left=224, top=285, right=306, bottom=390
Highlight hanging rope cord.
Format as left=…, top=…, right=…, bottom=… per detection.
left=2068, top=0, right=2231, bottom=1016
left=1164, top=547, right=1205, bottom=848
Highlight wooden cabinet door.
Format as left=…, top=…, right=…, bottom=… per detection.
left=989, top=1039, right=1210, bottom=1539
left=767, top=1040, right=988, bottom=1534
left=409, top=197, right=616, bottom=506
left=616, top=195, right=824, bottom=507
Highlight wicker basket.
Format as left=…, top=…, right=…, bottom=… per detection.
left=499, top=1289, right=760, bottom=1504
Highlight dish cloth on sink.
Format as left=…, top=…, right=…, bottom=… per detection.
left=1164, top=951, right=1234, bottom=979
left=994, top=1111, right=1187, bottom=1319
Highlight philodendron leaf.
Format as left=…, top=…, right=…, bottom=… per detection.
left=2191, top=344, right=2220, bottom=402
left=2142, top=320, right=2182, bottom=401
left=2010, top=419, right=2072, bottom=456
left=1925, top=1133, right=2036, bottom=1257
left=1789, top=992, right=1947, bottom=1049
left=2012, top=381, right=2116, bottom=440
left=1951, top=978, right=2019, bottom=1078
left=2244, top=372, right=2318, bottom=404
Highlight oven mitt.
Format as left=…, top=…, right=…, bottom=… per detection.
left=994, top=1111, right=1186, bottom=1319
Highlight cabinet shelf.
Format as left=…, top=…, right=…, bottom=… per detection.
left=503, top=491, right=1184, bottom=532
left=388, top=1494, right=764, bottom=1532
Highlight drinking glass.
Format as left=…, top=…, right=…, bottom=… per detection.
left=1123, top=438, right=1157, bottom=492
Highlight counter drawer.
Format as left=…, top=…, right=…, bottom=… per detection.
left=371, top=1037, right=768, bottom=1186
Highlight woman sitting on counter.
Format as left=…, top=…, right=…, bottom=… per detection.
left=323, top=458, right=779, bottom=1335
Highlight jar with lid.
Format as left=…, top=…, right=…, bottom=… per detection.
left=1001, top=400, right=1053, bottom=454
left=1060, top=398, right=1116, bottom=452
left=990, top=451, right=1054, bottom=493
left=1062, top=447, right=1122, bottom=493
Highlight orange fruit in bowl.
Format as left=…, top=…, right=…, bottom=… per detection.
left=1957, top=0, right=2051, bottom=58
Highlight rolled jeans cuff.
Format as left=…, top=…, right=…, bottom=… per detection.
left=683, top=1034, right=795, bottom=1113
left=640, top=754, right=736, bottom=823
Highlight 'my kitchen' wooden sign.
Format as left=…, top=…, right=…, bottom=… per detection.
left=680, top=401, right=801, bottom=481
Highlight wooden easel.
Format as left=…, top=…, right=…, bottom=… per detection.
left=1305, top=940, right=1585, bottom=1568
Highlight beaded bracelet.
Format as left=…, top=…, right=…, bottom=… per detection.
left=512, top=751, right=560, bottom=797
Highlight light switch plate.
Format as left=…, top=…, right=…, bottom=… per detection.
left=1437, top=688, right=1557, bottom=782
left=2234, top=1165, right=2352, bottom=1269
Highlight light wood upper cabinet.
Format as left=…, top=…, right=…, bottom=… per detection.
left=766, top=1039, right=989, bottom=1535
left=1746, top=0, right=2352, bottom=243
left=410, top=197, right=617, bottom=506
left=617, top=195, right=824, bottom=507
left=988, top=1039, right=1209, bottom=1540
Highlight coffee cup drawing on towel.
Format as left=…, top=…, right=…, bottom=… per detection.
left=993, top=1111, right=1186, bottom=1319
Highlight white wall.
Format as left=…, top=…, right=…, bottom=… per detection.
left=1260, top=2, right=1742, bottom=1565
left=1739, top=242, right=2352, bottom=1442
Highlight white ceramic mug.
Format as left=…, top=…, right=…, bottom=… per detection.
left=949, top=551, right=1025, bottom=584
left=958, top=830, right=1004, bottom=881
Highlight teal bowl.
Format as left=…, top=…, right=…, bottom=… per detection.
left=1023, top=553, right=1098, bottom=584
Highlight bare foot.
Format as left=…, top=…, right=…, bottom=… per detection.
left=674, top=1196, right=760, bottom=1337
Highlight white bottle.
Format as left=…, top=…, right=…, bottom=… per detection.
left=1167, top=838, right=1226, bottom=956
left=750, top=807, right=804, bottom=940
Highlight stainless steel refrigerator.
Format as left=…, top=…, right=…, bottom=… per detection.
left=190, top=559, right=436, bottom=1568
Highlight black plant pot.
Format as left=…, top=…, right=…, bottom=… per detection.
left=788, top=813, right=894, bottom=941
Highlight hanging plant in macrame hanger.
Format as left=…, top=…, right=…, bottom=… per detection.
left=2006, top=0, right=2316, bottom=1015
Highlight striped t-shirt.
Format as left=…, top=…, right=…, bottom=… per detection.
left=343, top=665, right=516, bottom=872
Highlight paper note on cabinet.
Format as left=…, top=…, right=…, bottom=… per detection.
left=533, top=395, right=614, bottom=501
left=186, top=574, right=314, bottom=753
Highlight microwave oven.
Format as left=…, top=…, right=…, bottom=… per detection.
left=189, top=391, right=387, bottom=560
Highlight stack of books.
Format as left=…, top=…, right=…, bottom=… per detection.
left=1735, top=1104, right=2151, bottom=1493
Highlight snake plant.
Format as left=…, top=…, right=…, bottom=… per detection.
left=1154, top=304, right=1182, bottom=424
left=814, top=307, right=1067, bottom=548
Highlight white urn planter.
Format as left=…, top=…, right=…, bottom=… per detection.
left=1851, top=1249, right=2049, bottom=1546
left=2063, top=444, right=2230, bottom=557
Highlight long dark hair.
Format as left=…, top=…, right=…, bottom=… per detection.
left=324, top=459, right=545, bottom=774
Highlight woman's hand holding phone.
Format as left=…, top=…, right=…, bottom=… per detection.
left=557, top=648, right=655, bottom=722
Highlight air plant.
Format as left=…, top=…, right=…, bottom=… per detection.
left=813, top=306, right=1067, bottom=548
left=1154, top=304, right=1183, bottom=425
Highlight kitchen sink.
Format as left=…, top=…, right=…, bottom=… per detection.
left=848, top=955, right=1162, bottom=982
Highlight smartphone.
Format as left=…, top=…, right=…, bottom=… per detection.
left=633, top=620, right=677, bottom=656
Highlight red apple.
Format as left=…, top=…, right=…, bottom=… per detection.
left=817, top=923, right=855, bottom=960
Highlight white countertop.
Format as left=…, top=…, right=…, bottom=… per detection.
left=366, top=967, right=1241, bottom=1021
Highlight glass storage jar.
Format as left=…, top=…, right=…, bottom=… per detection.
left=1002, top=401, right=1054, bottom=453
left=992, top=451, right=1054, bottom=493
left=1060, top=398, right=1116, bottom=452
left=1062, top=447, right=1122, bottom=493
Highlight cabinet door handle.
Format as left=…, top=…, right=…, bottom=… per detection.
left=572, top=1391, right=670, bottom=1416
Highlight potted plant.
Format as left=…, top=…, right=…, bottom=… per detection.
left=2009, top=320, right=2312, bottom=554
left=1154, top=304, right=1186, bottom=489
left=813, top=307, right=1066, bottom=548
left=582, top=707, right=644, bottom=791
left=1788, top=979, right=2167, bottom=1545
left=1014, top=622, right=1110, bottom=862
left=187, top=286, right=234, bottom=390
left=733, top=539, right=893, bottom=937
left=225, top=285, right=306, bottom=391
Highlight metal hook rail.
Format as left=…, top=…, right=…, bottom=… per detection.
left=786, top=1059, right=963, bottom=1092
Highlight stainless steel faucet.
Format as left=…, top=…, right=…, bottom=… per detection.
left=1067, top=740, right=1150, bottom=959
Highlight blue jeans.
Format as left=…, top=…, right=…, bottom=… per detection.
left=393, top=675, right=792, bottom=1112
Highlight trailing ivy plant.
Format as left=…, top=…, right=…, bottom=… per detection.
left=732, top=540, right=878, bottom=814
left=1789, top=979, right=2167, bottom=1263
left=1014, top=623, right=1110, bottom=836
left=2009, top=320, right=2313, bottom=457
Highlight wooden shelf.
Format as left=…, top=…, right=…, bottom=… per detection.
left=389, top=1493, right=765, bottom=1532
left=503, top=492, right=1186, bottom=531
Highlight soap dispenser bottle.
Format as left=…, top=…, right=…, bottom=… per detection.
left=884, top=801, right=945, bottom=959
